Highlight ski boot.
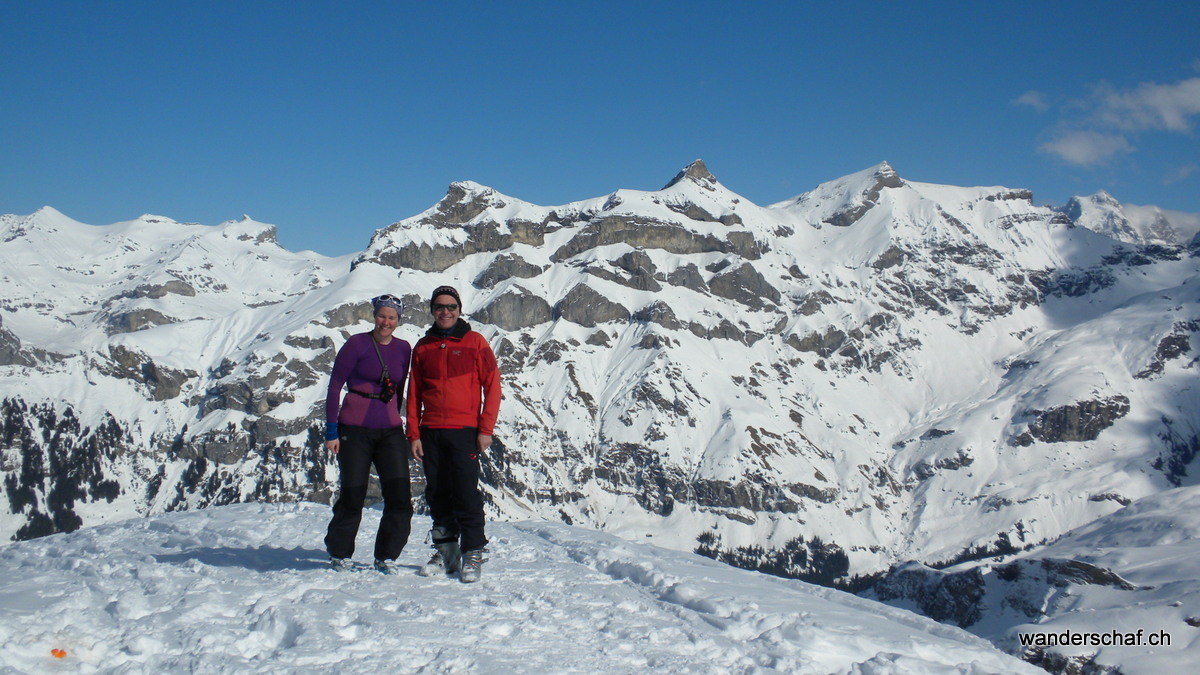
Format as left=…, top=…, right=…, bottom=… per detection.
left=373, top=558, right=400, bottom=575
left=418, top=527, right=461, bottom=577
left=460, top=548, right=488, bottom=583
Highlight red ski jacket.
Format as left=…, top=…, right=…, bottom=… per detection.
left=406, top=319, right=501, bottom=439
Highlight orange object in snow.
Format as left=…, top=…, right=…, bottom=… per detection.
left=51, top=649, right=67, bottom=658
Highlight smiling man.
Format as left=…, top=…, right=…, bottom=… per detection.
left=407, top=285, right=502, bottom=583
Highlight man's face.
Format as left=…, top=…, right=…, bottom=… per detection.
left=432, top=294, right=460, bottom=331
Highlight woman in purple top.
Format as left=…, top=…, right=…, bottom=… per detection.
left=323, top=294, right=414, bottom=573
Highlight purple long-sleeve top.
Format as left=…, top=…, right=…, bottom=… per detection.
left=325, top=332, right=412, bottom=434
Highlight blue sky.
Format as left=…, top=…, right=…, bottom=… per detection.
left=3, top=1, right=1198, bottom=256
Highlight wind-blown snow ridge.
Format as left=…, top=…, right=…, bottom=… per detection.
left=0, top=503, right=1037, bottom=674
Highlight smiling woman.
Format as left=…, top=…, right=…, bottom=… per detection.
left=321, top=293, right=414, bottom=574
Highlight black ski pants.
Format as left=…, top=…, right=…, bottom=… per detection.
left=420, top=426, right=487, bottom=552
left=324, top=425, right=413, bottom=561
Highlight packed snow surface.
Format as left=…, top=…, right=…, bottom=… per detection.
left=0, top=503, right=1037, bottom=674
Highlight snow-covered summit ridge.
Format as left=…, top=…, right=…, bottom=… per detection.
left=355, top=159, right=771, bottom=274
left=354, top=159, right=1197, bottom=275
left=3, top=207, right=293, bottom=254
left=0, top=207, right=344, bottom=351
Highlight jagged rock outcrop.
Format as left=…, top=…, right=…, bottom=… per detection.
left=0, top=316, right=36, bottom=367
left=473, top=290, right=554, bottom=331
left=102, top=345, right=197, bottom=402
left=106, top=308, right=177, bottom=334
left=708, top=262, right=781, bottom=308
left=1136, top=321, right=1197, bottom=379
left=120, top=280, right=197, bottom=299
left=633, top=301, right=683, bottom=331
left=1011, top=396, right=1131, bottom=446
left=553, top=283, right=630, bottom=327
left=795, top=290, right=836, bottom=316
left=551, top=216, right=765, bottom=261
left=474, top=254, right=545, bottom=288
left=585, top=250, right=663, bottom=291
left=424, top=182, right=505, bottom=227
left=664, top=263, right=708, bottom=293
left=662, top=159, right=720, bottom=192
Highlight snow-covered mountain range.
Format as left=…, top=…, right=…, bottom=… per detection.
left=2, top=160, right=1198, bottom=671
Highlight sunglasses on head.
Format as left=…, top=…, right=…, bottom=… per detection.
left=372, top=294, right=404, bottom=316
left=432, top=303, right=459, bottom=312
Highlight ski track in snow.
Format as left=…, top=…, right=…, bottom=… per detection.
left=0, top=503, right=1036, bottom=674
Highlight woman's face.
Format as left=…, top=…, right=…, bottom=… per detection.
left=373, top=306, right=399, bottom=341
left=432, top=294, right=460, bottom=331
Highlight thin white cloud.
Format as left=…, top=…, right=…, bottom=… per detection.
left=1039, top=131, right=1133, bottom=167
left=1092, top=77, right=1200, bottom=132
left=1013, top=91, right=1050, bottom=112
left=1164, top=163, right=1198, bottom=185
left=1034, top=74, right=1200, bottom=169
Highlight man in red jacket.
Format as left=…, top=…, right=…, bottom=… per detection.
left=408, top=285, right=501, bottom=583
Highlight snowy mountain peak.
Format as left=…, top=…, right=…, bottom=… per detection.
left=137, top=212, right=167, bottom=220
left=217, top=216, right=279, bottom=245
left=874, top=160, right=898, bottom=179
left=446, top=179, right=494, bottom=198
left=422, top=180, right=510, bottom=227
left=860, top=161, right=904, bottom=191
left=661, top=158, right=720, bottom=191
left=6, top=205, right=76, bottom=233
left=1057, top=191, right=1195, bottom=245
left=354, top=179, right=538, bottom=272
left=1064, top=191, right=1120, bottom=216
left=32, top=205, right=67, bottom=218
left=771, top=161, right=906, bottom=228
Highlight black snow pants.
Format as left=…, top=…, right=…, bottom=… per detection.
left=420, top=426, right=488, bottom=552
left=324, top=425, right=413, bottom=561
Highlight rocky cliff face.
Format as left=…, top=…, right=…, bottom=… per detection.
left=1, top=167, right=1197, bottom=607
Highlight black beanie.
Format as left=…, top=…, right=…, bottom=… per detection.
left=430, top=285, right=462, bottom=312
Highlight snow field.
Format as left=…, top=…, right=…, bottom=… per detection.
left=0, top=503, right=1037, bottom=674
